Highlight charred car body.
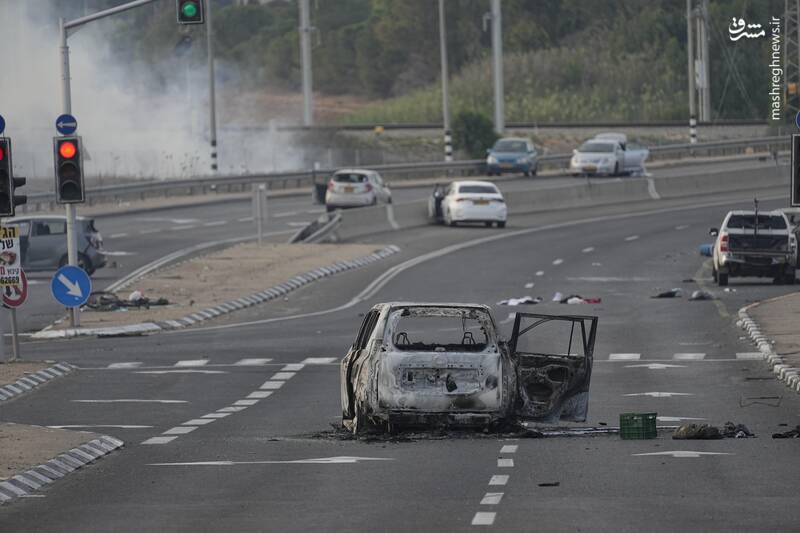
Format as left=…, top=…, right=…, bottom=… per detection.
left=341, top=303, right=597, bottom=432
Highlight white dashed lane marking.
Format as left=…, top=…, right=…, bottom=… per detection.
left=260, top=381, right=284, bottom=390
left=282, top=364, right=305, bottom=371
left=535, top=271, right=544, bottom=277
left=499, top=445, right=518, bottom=454
left=107, top=362, right=142, bottom=369
left=497, top=458, right=514, bottom=468
left=108, top=233, right=128, bottom=239
left=171, top=225, right=195, bottom=231
left=488, top=475, right=509, bottom=486
left=142, top=436, right=178, bottom=445
left=72, top=399, right=187, bottom=404
left=675, top=224, right=690, bottom=230
left=201, top=413, right=231, bottom=419
left=624, top=235, right=639, bottom=241
left=203, top=221, right=228, bottom=227
left=524, top=282, right=534, bottom=289
left=234, top=399, right=260, bottom=406
left=270, top=372, right=295, bottom=380
left=581, top=247, right=594, bottom=253
left=480, top=493, right=504, bottom=505
left=163, top=426, right=197, bottom=435
left=182, top=419, right=214, bottom=426
left=247, top=391, right=274, bottom=399
left=624, top=392, right=694, bottom=398
left=302, top=357, right=338, bottom=364
left=609, top=353, right=641, bottom=361
left=234, top=358, right=273, bottom=366
left=472, top=512, right=496, bottom=526
left=174, top=360, right=209, bottom=367
left=552, top=258, right=563, bottom=265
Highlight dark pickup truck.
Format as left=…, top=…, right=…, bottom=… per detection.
left=710, top=210, right=797, bottom=286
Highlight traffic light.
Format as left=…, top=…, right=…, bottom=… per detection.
left=0, top=138, right=13, bottom=216
left=54, top=136, right=85, bottom=204
left=177, top=0, right=204, bottom=24
left=793, top=135, right=800, bottom=207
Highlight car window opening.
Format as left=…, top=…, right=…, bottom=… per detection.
left=390, top=308, right=492, bottom=352
left=578, top=142, right=615, bottom=153
left=458, top=185, right=498, bottom=194
left=333, top=173, right=368, bottom=183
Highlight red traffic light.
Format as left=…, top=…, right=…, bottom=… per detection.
left=59, top=141, right=77, bottom=159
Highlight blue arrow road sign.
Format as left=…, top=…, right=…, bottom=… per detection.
left=51, top=265, right=92, bottom=307
left=0, top=114, right=5, bottom=135
left=55, top=114, right=78, bottom=135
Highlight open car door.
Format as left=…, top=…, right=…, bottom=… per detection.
left=509, top=313, right=598, bottom=424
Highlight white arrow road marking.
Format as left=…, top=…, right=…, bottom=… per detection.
left=71, top=399, right=187, bottom=404
left=624, top=363, right=686, bottom=370
left=47, top=425, right=152, bottom=429
left=148, top=456, right=394, bottom=466
left=57, top=273, right=83, bottom=297
left=633, top=451, right=732, bottom=458
left=135, top=370, right=227, bottom=375
left=624, top=392, right=694, bottom=398
left=656, top=417, right=707, bottom=422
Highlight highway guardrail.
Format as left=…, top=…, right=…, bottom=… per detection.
left=19, top=135, right=789, bottom=213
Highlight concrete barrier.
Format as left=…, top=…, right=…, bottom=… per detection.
left=653, top=164, right=788, bottom=199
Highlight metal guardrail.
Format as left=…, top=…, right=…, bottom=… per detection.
left=273, top=119, right=769, bottom=132
left=21, top=135, right=789, bottom=213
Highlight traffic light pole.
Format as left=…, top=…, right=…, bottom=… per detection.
left=207, top=0, right=218, bottom=172
left=58, top=0, right=160, bottom=328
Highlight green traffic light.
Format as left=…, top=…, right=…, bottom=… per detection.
left=181, top=2, right=198, bottom=18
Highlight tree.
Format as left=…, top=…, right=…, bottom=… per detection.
left=452, top=111, right=498, bottom=159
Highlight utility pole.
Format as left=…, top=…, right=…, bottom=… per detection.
left=687, top=0, right=697, bottom=143
left=438, top=0, right=452, bottom=161
left=490, top=0, right=504, bottom=135
left=299, top=0, right=314, bottom=127
left=207, top=0, right=218, bottom=171
left=700, top=0, right=711, bottom=122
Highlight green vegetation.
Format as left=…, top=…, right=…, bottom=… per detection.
left=452, top=111, right=498, bottom=158
left=91, top=0, right=783, bottom=122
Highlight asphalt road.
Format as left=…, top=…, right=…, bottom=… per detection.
left=1, top=175, right=798, bottom=532
left=14, top=157, right=781, bottom=334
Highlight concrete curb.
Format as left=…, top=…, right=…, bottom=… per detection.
left=737, top=302, right=800, bottom=394
left=0, top=363, right=77, bottom=403
left=32, top=245, right=401, bottom=339
left=0, top=434, right=124, bottom=505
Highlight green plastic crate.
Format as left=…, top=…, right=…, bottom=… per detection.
left=619, top=412, right=657, bottom=439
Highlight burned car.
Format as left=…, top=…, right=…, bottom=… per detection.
left=341, top=303, right=597, bottom=432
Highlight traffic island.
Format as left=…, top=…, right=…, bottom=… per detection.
left=0, top=423, right=123, bottom=505
left=738, top=292, right=800, bottom=393
left=0, top=362, right=76, bottom=402
left=34, top=243, right=400, bottom=338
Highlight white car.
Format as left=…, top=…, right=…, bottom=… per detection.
left=325, top=169, right=392, bottom=212
left=429, top=180, right=507, bottom=228
left=570, top=136, right=649, bottom=177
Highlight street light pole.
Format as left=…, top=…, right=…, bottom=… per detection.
left=438, top=0, right=452, bottom=162
left=687, top=0, right=697, bottom=144
left=299, top=0, right=314, bottom=127
left=207, top=0, right=218, bottom=172
left=490, top=0, right=504, bottom=135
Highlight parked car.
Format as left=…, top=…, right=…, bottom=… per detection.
left=782, top=207, right=800, bottom=267
left=569, top=135, right=649, bottom=176
left=486, top=137, right=538, bottom=177
left=710, top=210, right=797, bottom=286
left=5, top=215, right=106, bottom=275
left=341, top=302, right=598, bottom=432
left=428, top=180, right=507, bottom=228
left=325, top=169, right=392, bottom=212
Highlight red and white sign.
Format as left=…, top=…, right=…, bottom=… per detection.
left=3, top=269, right=28, bottom=308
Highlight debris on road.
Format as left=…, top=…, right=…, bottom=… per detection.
left=689, top=290, right=714, bottom=301
left=673, top=421, right=755, bottom=439
left=85, top=291, right=169, bottom=311
left=772, top=425, right=800, bottom=438
left=497, top=296, right=543, bottom=306
left=551, top=293, right=602, bottom=304
left=652, top=288, right=683, bottom=298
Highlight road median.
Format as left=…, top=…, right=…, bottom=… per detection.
left=35, top=243, right=400, bottom=339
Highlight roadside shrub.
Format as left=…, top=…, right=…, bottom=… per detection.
left=452, top=111, right=498, bottom=159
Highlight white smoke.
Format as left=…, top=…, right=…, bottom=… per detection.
left=0, top=0, right=305, bottom=187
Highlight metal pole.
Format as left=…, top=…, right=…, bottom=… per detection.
left=259, top=184, right=267, bottom=244
left=255, top=185, right=264, bottom=246
left=687, top=0, right=697, bottom=144
left=299, top=0, right=314, bottom=127
left=60, top=18, right=79, bottom=327
left=207, top=0, right=218, bottom=172
left=438, top=0, right=452, bottom=162
left=490, top=0, right=504, bottom=134
left=701, top=0, right=711, bottom=122
left=9, top=308, right=19, bottom=362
